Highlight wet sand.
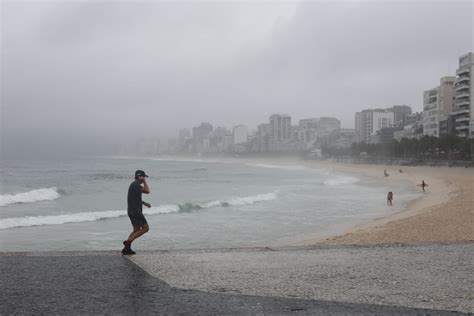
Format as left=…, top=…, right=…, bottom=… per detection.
left=301, top=161, right=474, bottom=245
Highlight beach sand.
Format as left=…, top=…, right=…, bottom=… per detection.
left=301, top=161, right=473, bottom=246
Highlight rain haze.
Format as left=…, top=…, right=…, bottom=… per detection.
left=1, top=0, right=472, bottom=158
left=1, top=2, right=474, bottom=312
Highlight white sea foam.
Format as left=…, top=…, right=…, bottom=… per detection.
left=0, top=205, right=180, bottom=230
left=227, top=192, right=277, bottom=205
left=0, top=187, right=61, bottom=207
left=0, top=210, right=124, bottom=229
left=323, top=175, right=359, bottom=186
left=0, top=192, right=277, bottom=229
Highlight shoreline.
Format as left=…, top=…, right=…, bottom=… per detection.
left=299, top=160, right=473, bottom=245
left=122, top=155, right=473, bottom=246
left=2, top=156, right=471, bottom=251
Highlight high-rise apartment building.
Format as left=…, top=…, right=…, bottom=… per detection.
left=355, top=109, right=394, bottom=143
left=451, top=52, right=473, bottom=138
left=422, top=76, right=455, bottom=137
left=387, top=105, right=413, bottom=127
left=269, top=114, right=291, bottom=150
left=232, top=124, right=248, bottom=145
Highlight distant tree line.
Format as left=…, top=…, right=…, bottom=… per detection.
left=321, top=136, right=474, bottom=161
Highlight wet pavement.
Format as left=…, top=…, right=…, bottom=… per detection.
left=0, top=250, right=471, bottom=315
left=130, top=242, right=474, bottom=313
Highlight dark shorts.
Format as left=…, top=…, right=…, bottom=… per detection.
left=127, top=209, right=148, bottom=227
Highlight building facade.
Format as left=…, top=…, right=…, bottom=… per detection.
left=422, top=76, right=455, bottom=137
left=355, top=109, right=394, bottom=143
left=451, top=52, right=473, bottom=138
left=387, top=105, right=413, bottom=127
left=232, top=124, right=248, bottom=145
left=269, top=114, right=291, bottom=150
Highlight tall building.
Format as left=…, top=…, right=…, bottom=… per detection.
left=299, top=118, right=319, bottom=129
left=451, top=52, right=473, bottom=138
left=255, top=123, right=271, bottom=152
left=422, top=76, right=455, bottom=137
left=192, top=122, right=213, bottom=153
left=405, top=112, right=422, bottom=126
left=232, top=124, right=248, bottom=145
left=387, top=105, right=413, bottom=127
left=297, top=118, right=318, bottom=147
left=423, top=86, right=439, bottom=136
left=269, top=114, right=291, bottom=150
left=355, top=109, right=394, bottom=143
left=192, top=122, right=213, bottom=140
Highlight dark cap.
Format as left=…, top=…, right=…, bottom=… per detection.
left=135, top=170, right=149, bottom=178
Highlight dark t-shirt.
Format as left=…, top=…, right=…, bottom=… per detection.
left=127, top=179, right=143, bottom=212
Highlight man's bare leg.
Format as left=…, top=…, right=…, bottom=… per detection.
left=128, top=225, right=140, bottom=241
left=128, top=224, right=149, bottom=242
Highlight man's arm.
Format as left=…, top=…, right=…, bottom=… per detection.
left=141, top=178, right=150, bottom=194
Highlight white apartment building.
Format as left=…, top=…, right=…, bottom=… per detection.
left=269, top=114, right=291, bottom=150
left=355, top=109, right=394, bottom=143
left=422, top=76, right=455, bottom=137
left=232, top=124, right=248, bottom=145
left=451, top=52, right=473, bottom=138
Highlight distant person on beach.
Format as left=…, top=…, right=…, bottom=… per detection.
left=387, top=191, right=393, bottom=206
left=384, top=170, right=389, bottom=177
left=420, top=180, right=427, bottom=192
left=399, top=169, right=403, bottom=173
left=122, top=170, right=151, bottom=255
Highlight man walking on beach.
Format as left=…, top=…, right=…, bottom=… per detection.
left=122, top=170, right=151, bottom=255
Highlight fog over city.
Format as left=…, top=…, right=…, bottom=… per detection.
left=1, top=0, right=472, bottom=158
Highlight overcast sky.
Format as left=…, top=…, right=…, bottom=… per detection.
left=1, top=0, right=473, bottom=157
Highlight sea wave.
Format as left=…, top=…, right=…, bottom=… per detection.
left=0, top=187, right=61, bottom=207
left=0, top=192, right=277, bottom=229
left=181, top=192, right=278, bottom=211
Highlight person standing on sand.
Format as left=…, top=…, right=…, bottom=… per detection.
left=122, top=170, right=151, bottom=255
left=421, top=180, right=427, bottom=192
left=387, top=191, right=393, bottom=206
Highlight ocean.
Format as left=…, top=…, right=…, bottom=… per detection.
left=0, top=157, right=420, bottom=252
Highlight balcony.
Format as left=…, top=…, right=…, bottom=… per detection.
left=455, top=125, right=469, bottom=130
left=455, top=84, right=470, bottom=91
left=455, top=117, right=470, bottom=123
left=455, top=76, right=470, bottom=84
left=455, top=92, right=470, bottom=99
left=455, top=100, right=470, bottom=107
left=451, top=108, right=470, bottom=116
left=456, top=67, right=470, bottom=76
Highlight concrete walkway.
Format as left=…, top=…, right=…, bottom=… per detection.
left=1, top=243, right=472, bottom=315
left=129, top=242, right=473, bottom=313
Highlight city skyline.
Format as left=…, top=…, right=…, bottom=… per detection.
left=2, top=1, right=472, bottom=158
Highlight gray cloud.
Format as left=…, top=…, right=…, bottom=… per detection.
left=1, top=0, right=472, bottom=158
